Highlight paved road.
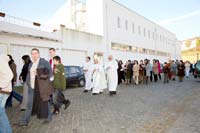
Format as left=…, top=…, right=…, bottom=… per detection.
left=7, top=76, right=200, bottom=133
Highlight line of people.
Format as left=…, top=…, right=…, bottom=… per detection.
left=0, top=47, right=196, bottom=132
left=117, top=59, right=193, bottom=85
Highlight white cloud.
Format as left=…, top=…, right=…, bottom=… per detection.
left=158, top=10, right=200, bottom=25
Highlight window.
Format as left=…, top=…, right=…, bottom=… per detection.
left=152, top=32, right=154, bottom=40
left=148, top=30, right=150, bottom=39
left=144, top=28, right=146, bottom=37
left=155, top=33, right=157, bottom=40
left=125, top=20, right=128, bottom=30
left=149, top=49, right=155, bottom=55
left=111, top=43, right=138, bottom=53
left=64, top=67, right=68, bottom=77
left=69, top=67, right=80, bottom=77
left=131, top=46, right=138, bottom=53
left=139, top=48, right=147, bottom=54
left=138, top=26, right=141, bottom=35
left=117, top=17, right=121, bottom=28
left=112, top=43, right=130, bottom=52
left=157, top=51, right=168, bottom=57
left=132, top=23, right=135, bottom=33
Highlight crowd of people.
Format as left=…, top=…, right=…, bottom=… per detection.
left=117, top=59, right=195, bottom=85
left=0, top=47, right=196, bottom=132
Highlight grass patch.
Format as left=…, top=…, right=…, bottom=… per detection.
left=13, top=86, right=23, bottom=94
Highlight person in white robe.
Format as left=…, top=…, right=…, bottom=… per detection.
left=105, top=55, right=118, bottom=95
left=92, top=59, right=107, bottom=95
left=83, top=56, right=94, bottom=93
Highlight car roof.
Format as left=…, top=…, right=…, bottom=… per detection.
left=64, top=66, right=83, bottom=69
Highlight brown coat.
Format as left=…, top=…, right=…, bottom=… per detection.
left=133, top=64, right=139, bottom=76
left=36, top=68, right=53, bottom=102
left=9, top=62, right=17, bottom=82
left=153, top=63, right=158, bottom=75
left=177, top=64, right=185, bottom=76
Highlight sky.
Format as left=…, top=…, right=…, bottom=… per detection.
left=0, top=0, right=200, bottom=40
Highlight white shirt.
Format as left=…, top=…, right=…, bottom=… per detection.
left=30, top=58, right=40, bottom=89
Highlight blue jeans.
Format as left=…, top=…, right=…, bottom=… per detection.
left=0, top=93, right=12, bottom=133
left=21, top=86, right=34, bottom=124
left=6, top=90, right=23, bottom=107
left=47, top=101, right=52, bottom=121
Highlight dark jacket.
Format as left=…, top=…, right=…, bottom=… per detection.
left=26, top=58, right=53, bottom=101
left=177, top=64, right=185, bottom=76
left=20, top=63, right=30, bottom=82
left=163, top=65, right=170, bottom=74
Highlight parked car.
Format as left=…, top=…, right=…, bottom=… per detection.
left=194, top=61, right=200, bottom=78
left=64, top=66, right=85, bottom=87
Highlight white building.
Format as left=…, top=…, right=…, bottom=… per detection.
left=47, top=0, right=181, bottom=62
left=0, top=0, right=181, bottom=77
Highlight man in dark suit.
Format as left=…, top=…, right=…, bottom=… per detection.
left=17, top=48, right=53, bottom=126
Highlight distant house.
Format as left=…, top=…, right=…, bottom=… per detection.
left=182, top=37, right=200, bottom=62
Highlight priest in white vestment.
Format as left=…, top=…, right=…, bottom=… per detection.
left=106, top=55, right=118, bottom=95
left=83, top=56, right=94, bottom=93
left=92, top=58, right=107, bottom=95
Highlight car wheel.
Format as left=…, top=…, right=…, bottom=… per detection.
left=79, top=79, right=85, bottom=87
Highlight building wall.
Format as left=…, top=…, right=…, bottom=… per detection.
left=0, top=21, right=105, bottom=85
left=103, top=0, right=181, bottom=62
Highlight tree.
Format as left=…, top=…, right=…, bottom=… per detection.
left=196, top=39, right=200, bottom=47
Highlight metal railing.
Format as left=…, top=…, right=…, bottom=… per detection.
left=0, top=12, right=57, bottom=32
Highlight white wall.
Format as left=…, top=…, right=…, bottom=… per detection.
left=0, top=21, right=106, bottom=84
left=102, top=0, right=180, bottom=62
left=85, top=0, right=104, bottom=36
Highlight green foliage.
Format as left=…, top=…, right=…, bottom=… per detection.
left=196, top=39, right=200, bottom=47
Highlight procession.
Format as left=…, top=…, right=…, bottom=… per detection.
left=1, top=0, right=200, bottom=132
left=1, top=46, right=196, bottom=132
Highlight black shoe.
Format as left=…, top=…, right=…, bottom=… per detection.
left=109, top=91, right=116, bottom=96
left=53, top=110, right=60, bottom=115
left=64, top=100, right=71, bottom=110
left=83, top=90, right=89, bottom=93
left=92, top=93, right=98, bottom=95
left=112, top=91, right=117, bottom=95
left=53, top=107, right=60, bottom=115
left=20, top=109, right=26, bottom=111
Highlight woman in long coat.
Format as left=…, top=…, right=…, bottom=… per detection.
left=144, top=59, right=151, bottom=84
left=139, top=60, right=145, bottom=84
left=133, top=60, right=139, bottom=85
left=152, top=60, right=158, bottom=82
left=177, top=61, right=185, bottom=82
left=124, top=61, right=132, bottom=85
left=117, top=60, right=125, bottom=84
